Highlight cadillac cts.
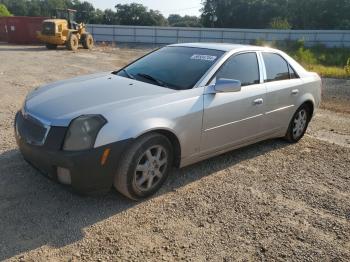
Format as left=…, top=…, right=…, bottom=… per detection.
left=15, top=43, right=322, bottom=200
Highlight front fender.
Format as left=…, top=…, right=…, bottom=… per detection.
left=95, top=87, right=205, bottom=161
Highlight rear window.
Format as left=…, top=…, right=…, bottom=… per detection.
left=117, top=47, right=224, bottom=90
left=262, top=53, right=290, bottom=82
left=42, top=22, right=55, bottom=35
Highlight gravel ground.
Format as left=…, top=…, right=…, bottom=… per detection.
left=321, top=78, right=350, bottom=114
left=0, top=44, right=349, bottom=261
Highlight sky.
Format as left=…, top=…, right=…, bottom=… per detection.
left=86, top=0, right=202, bottom=17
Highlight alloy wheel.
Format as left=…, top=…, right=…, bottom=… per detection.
left=134, top=145, right=168, bottom=192
left=292, top=109, right=308, bottom=139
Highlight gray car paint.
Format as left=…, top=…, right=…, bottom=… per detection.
left=22, top=43, right=322, bottom=168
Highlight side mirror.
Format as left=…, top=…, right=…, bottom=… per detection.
left=214, top=78, right=242, bottom=93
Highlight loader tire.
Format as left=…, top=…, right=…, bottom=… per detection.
left=82, top=33, right=94, bottom=49
left=66, top=34, right=79, bottom=51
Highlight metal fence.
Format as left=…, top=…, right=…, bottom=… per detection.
left=86, top=24, right=350, bottom=47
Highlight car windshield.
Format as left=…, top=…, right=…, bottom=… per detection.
left=115, top=46, right=224, bottom=90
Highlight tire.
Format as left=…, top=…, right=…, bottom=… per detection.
left=114, top=133, right=174, bottom=200
left=82, top=33, right=94, bottom=49
left=285, top=104, right=311, bottom=143
left=45, top=43, right=57, bottom=50
left=66, top=34, right=79, bottom=51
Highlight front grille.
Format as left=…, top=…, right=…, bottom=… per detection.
left=16, top=112, right=50, bottom=146
left=42, top=22, right=55, bottom=35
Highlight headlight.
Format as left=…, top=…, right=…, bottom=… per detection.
left=63, top=115, right=107, bottom=151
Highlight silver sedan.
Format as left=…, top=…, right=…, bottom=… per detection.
left=15, top=43, right=322, bottom=200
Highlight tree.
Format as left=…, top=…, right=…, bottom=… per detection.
left=168, top=14, right=202, bottom=27
left=102, top=8, right=118, bottom=25
left=89, top=8, right=104, bottom=24
left=200, top=0, right=350, bottom=30
left=0, top=3, right=11, bottom=16
left=201, top=0, right=287, bottom=29
left=26, top=0, right=42, bottom=17
left=74, top=1, right=95, bottom=23
left=115, top=3, right=167, bottom=26
left=0, top=0, right=27, bottom=16
left=1, top=0, right=349, bottom=29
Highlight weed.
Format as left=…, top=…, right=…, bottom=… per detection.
left=345, top=58, right=350, bottom=75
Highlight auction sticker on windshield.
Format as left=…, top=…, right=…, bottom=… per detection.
left=190, top=54, right=217, bottom=61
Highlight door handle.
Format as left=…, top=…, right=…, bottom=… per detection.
left=291, top=89, right=299, bottom=95
left=253, top=98, right=264, bottom=105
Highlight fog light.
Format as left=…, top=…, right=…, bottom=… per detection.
left=57, top=167, right=71, bottom=185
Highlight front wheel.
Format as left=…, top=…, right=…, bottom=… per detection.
left=82, top=34, right=94, bottom=49
left=114, top=133, right=173, bottom=200
left=66, top=34, right=79, bottom=51
left=285, top=104, right=311, bottom=143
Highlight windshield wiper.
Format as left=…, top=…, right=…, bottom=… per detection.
left=112, top=69, right=135, bottom=79
left=137, top=73, right=168, bottom=87
left=122, top=69, right=135, bottom=79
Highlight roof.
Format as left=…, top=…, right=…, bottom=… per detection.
left=169, top=42, right=269, bottom=52
left=169, top=43, right=275, bottom=52
left=43, top=19, right=67, bottom=23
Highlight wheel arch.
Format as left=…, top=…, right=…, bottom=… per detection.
left=302, top=100, right=314, bottom=118
left=297, top=93, right=316, bottom=119
left=136, top=129, right=182, bottom=168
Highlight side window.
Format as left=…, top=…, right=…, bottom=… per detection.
left=215, top=52, right=260, bottom=86
left=262, top=53, right=290, bottom=82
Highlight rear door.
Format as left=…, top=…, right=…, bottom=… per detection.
left=201, top=52, right=267, bottom=154
left=260, top=52, right=302, bottom=133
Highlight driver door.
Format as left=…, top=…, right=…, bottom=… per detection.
left=200, top=52, right=267, bottom=154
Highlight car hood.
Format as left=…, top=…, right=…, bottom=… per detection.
left=24, top=72, right=177, bottom=126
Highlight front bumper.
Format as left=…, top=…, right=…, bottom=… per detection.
left=15, top=112, right=132, bottom=195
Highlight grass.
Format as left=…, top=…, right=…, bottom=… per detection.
left=253, top=39, right=350, bottom=79
left=304, top=64, right=349, bottom=78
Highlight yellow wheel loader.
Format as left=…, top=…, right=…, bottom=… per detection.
left=37, top=9, right=94, bottom=51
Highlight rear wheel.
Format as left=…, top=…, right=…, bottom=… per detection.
left=45, top=43, right=57, bottom=50
left=114, top=133, right=173, bottom=200
left=285, top=104, right=311, bottom=143
left=66, top=34, right=79, bottom=51
left=82, top=33, right=94, bottom=49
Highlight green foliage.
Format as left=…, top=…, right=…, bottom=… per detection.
left=269, top=17, right=291, bottom=30
left=306, top=64, right=349, bottom=79
left=0, top=0, right=168, bottom=26
left=345, top=58, right=350, bottom=75
left=253, top=39, right=350, bottom=78
left=114, top=3, right=167, bottom=26
left=0, top=3, right=11, bottom=16
left=294, top=47, right=318, bottom=65
left=168, top=14, right=202, bottom=27
left=2, top=0, right=350, bottom=30
left=201, top=0, right=350, bottom=30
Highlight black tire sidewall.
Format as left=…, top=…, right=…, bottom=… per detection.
left=67, top=34, right=78, bottom=51
left=82, top=34, right=93, bottom=49
left=287, top=104, right=311, bottom=142
left=126, top=135, right=173, bottom=200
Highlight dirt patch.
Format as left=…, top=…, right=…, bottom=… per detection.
left=0, top=44, right=349, bottom=261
